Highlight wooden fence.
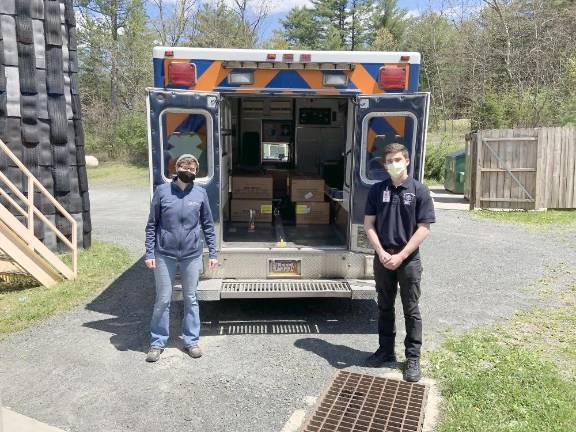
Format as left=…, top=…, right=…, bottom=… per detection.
left=465, top=127, right=576, bottom=210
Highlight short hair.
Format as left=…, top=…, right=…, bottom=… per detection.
left=175, top=154, right=199, bottom=169
left=382, top=143, right=409, bottom=160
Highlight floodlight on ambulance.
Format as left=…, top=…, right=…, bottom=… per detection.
left=378, top=66, right=407, bottom=90
left=168, top=62, right=196, bottom=86
left=322, top=71, right=348, bottom=86
left=229, top=70, right=254, bottom=85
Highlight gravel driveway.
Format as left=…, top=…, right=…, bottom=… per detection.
left=0, top=182, right=574, bottom=432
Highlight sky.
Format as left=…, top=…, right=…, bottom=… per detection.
left=257, top=0, right=473, bottom=40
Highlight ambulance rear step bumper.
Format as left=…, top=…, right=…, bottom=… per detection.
left=181, top=278, right=376, bottom=301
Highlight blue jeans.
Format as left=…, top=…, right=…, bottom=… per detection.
left=150, top=253, right=203, bottom=348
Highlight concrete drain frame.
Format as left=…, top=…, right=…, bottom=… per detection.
left=302, top=371, right=428, bottom=432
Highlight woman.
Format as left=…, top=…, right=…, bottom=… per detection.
left=144, top=154, right=218, bottom=363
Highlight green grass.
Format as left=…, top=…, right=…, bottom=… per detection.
left=475, top=209, right=576, bottom=226
left=428, top=271, right=576, bottom=432
left=87, top=162, right=149, bottom=187
left=424, top=119, right=470, bottom=183
left=0, top=242, right=132, bottom=337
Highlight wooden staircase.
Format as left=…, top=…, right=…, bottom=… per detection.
left=0, top=139, right=77, bottom=287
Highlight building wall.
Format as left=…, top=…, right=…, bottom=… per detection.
left=0, top=0, right=90, bottom=249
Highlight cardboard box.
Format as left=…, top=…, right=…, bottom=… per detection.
left=232, top=176, right=273, bottom=199
left=290, top=177, right=325, bottom=202
left=231, top=200, right=273, bottom=222
left=295, top=202, right=330, bottom=224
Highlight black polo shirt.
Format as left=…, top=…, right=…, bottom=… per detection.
left=364, top=177, right=436, bottom=248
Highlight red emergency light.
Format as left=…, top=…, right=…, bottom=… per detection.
left=283, top=53, right=294, bottom=62
left=168, top=62, right=197, bottom=86
left=267, top=53, right=276, bottom=60
left=300, top=54, right=311, bottom=62
left=378, top=67, right=406, bottom=90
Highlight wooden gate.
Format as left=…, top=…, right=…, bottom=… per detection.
left=465, top=127, right=576, bottom=210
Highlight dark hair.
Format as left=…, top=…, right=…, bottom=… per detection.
left=382, top=143, right=409, bottom=160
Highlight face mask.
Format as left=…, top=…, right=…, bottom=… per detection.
left=176, top=170, right=196, bottom=183
left=385, top=161, right=406, bottom=178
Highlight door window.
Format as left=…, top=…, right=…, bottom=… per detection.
left=360, top=113, right=417, bottom=184
left=160, top=109, right=213, bottom=181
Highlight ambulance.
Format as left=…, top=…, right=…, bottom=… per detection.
left=146, top=48, right=429, bottom=300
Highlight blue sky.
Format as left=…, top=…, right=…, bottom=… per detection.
left=258, top=0, right=475, bottom=40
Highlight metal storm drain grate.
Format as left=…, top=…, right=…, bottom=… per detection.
left=303, top=371, right=427, bottom=432
left=220, top=280, right=351, bottom=299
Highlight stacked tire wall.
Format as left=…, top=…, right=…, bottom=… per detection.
left=0, top=0, right=91, bottom=250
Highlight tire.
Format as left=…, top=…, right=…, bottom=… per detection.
left=15, top=0, right=32, bottom=17
left=46, top=46, right=64, bottom=95
left=20, top=93, right=37, bottom=123
left=4, top=117, right=22, bottom=158
left=81, top=191, right=90, bottom=212
left=15, top=16, right=33, bottom=44
left=18, top=42, right=36, bottom=94
left=31, top=0, right=44, bottom=20
left=74, top=119, right=84, bottom=147
left=43, top=1, right=62, bottom=46
left=68, top=26, right=77, bottom=51
left=82, top=210, right=92, bottom=233
left=70, top=72, right=79, bottom=95
left=71, top=93, right=81, bottom=119
left=32, top=19, right=45, bottom=69
left=47, top=95, right=67, bottom=144
left=75, top=144, right=85, bottom=166
left=78, top=164, right=89, bottom=193
left=69, top=50, right=78, bottom=73
left=0, top=1, right=16, bottom=15
left=53, top=165, right=71, bottom=194
left=52, top=141, right=69, bottom=166
left=1, top=16, right=18, bottom=67
left=38, top=120, right=52, bottom=165
left=83, top=231, right=92, bottom=249
left=21, top=121, right=39, bottom=145
left=36, top=69, right=49, bottom=120
left=64, top=0, right=75, bottom=26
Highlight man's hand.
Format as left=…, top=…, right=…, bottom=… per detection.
left=384, top=254, right=404, bottom=270
left=378, top=251, right=392, bottom=266
left=208, top=258, right=218, bottom=269
left=145, top=259, right=156, bottom=269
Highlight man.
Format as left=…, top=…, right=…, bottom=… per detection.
left=363, top=143, right=436, bottom=382
left=144, top=154, right=218, bottom=363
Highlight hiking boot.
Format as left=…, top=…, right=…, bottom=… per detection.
left=404, top=358, right=421, bottom=382
left=184, top=345, right=202, bottom=358
left=364, top=349, right=397, bottom=367
left=146, top=347, right=162, bottom=363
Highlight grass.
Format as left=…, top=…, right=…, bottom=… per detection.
left=475, top=209, right=576, bottom=226
left=424, top=119, right=470, bottom=184
left=427, top=269, right=576, bottom=432
left=0, top=241, right=132, bottom=337
left=87, top=161, right=149, bottom=187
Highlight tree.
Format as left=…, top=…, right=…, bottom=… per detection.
left=280, top=7, right=321, bottom=49
left=370, top=0, right=407, bottom=47
left=149, top=0, right=197, bottom=46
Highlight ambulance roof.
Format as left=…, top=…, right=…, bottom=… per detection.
left=153, top=47, right=421, bottom=64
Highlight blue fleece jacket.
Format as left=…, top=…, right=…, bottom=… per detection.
left=145, top=181, right=217, bottom=260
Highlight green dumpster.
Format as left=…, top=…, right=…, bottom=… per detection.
left=444, top=149, right=466, bottom=194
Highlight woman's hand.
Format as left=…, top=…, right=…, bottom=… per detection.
left=145, top=259, right=156, bottom=269
left=208, top=258, right=218, bottom=269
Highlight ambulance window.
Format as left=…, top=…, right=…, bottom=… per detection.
left=361, top=113, right=417, bottom=184
left=160, top=109, right=213, bottom=181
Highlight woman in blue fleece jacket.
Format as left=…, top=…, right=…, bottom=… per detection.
left=144, top=154, right=218, bottom=363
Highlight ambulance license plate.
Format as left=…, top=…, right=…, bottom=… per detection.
left=268, top=259, right=301, bottom=277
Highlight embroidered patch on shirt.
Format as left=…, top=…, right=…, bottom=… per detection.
left=403, top=192, right=416, bottom=206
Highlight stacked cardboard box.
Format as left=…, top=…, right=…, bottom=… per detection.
left=230, top=176, right=273, bottom=223
left=290, top=177, right=329, bottom=224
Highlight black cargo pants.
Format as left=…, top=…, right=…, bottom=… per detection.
left=373, top=252, right=423, bottom=359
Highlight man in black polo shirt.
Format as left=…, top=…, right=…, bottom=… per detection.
left=364, top=143, right=436, bottom=382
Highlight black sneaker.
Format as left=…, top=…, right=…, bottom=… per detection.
left=146, top=347, right=162, bottom=362
left=364, top=349, right=397, bottom=367
left=404, top=358, right=421, bottom=382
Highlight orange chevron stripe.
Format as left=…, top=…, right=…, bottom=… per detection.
left=350, top=64, right=379, bottom=94
left=195, top=61, right=228, bottom=91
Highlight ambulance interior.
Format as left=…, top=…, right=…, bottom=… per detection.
left=220, top=96, right=351, bottom=249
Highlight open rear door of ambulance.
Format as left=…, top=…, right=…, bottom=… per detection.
left=147, top=89, right=222, bottom=249
left=350, top=93, right=430, bottom=254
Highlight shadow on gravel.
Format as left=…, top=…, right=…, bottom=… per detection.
left=82, top=257, right=379, bottom=353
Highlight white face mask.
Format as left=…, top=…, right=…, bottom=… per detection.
left=385, top=161, right=406, bottom=178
